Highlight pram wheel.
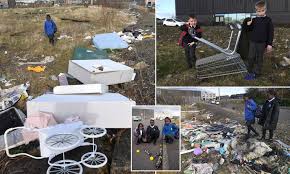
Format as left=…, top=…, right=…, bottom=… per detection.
left=81, top=152, right=108, bottom=168
left=47, top=160, right=83, bottom=174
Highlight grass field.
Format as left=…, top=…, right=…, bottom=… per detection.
left=157, top=24, right=290, bottom=86
left=0, top=6, right=155, bottom=107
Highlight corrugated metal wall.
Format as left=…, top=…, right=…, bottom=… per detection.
left=176, top=0, right=290, bottom=24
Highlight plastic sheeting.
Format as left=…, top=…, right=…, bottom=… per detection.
left=93, top=33, right=129, bottom=49
left=71, top=47, right=109, bottom=60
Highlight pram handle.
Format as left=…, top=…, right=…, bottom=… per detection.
left=4, top=126, right=47, bottom=159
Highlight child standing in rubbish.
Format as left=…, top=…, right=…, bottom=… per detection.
left=44, top=14, right=57, bottom=45
left=162, top=117, right=178, bottom=144
left=244, top=0, right=274, bottom=80
left=179, top=15, right=202, bottom=69
left=243, top=94, right=259, bottom=139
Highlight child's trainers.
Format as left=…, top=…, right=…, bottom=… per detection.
left=244, top=73, right=256, bottom=80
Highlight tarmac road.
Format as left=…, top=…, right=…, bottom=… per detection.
left=199, top=102, right=290, bottom=143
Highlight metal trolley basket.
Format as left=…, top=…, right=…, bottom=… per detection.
left=195, top=23, right=248, bottom=79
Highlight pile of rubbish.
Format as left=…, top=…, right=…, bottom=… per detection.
left=118, top=27, right=155, bottom=44
left=0, top=31, right=137, bottom=151
left=181, top=116, right=289, bottom=174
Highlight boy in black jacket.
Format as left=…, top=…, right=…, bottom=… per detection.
left=179, top=15, right=202, bottom=69
left=146, top=119, right=160, bottom=145
left=245, top=0, right=274, bottom=80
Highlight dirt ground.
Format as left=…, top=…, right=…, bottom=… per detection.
left=157, top=24, right=290, bottom=86
left=0, top=5, right=155, bottom=174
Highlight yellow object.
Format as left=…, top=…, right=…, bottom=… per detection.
left=27, top=66, right=46, bottom=73
left=136, top=149, right=140, bottom=153
left=143, top=35, right=154, bottom=39
left=149, top=156, right=154, bottom=161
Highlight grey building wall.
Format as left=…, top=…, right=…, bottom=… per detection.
left=176, top=0, right=290, bottom=24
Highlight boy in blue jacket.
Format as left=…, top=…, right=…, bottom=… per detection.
left=162, top=117, right=178, bottom=144
left=44, top=14, right=57, bottom=45
left=244, top=94, right=259, bottom=139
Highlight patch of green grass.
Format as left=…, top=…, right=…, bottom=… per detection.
left=157, top=24, right=290, bottom=86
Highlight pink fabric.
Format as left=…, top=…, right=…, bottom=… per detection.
left=22, top=112, right=57, bottom=144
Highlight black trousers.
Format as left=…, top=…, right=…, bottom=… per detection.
left=248, top=41, right=266, bottom=75
left=246, top=120, right=258, bottom=136
left=184, top=44, right=197, bottom=68
left=48, top=34, right=55, bottom=45
left=262, top=129, right=274, bottom=139
left=147, top=133, right=159, bottom=144
left=165, top=135, right=174, bottom=144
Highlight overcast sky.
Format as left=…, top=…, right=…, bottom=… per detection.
left=156, top=0, right=176, bottom=18
left=133, top=105, right=181, bottom=116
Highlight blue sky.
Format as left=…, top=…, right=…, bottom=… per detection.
left=156, top=0, right=176, bottom=18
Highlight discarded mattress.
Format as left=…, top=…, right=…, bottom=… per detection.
left=71, top=47, right=109, bottom=60
left=0, top=107, right=26, bottom=151
left=68, top=59, right=135, bottom=85
left=27, top=93, right=136, bottom=128
left=53, top=84, right=108, bottom=94
left=93, top=33, right=129, bottom=49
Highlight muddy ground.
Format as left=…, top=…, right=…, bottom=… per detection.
left=157, top=24, right=290, bottom=86
left=0, top=5, right=155, bottom=174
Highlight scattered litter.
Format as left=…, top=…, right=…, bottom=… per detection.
left=27, top=66, right=46, bottom=73
left=134, top=61, right=149, bottom=70
left=283, top=56, right=290, bottom=65
left=0, top=77, right=16, bottom=87
left=185, top=163, right=214, bottom=174
left=143, top=34, right=154, bottom=39
left=0, top=82, right=30, bottom=111
left=128, top=46, right=133, bottom=51
left=18, top=56, right=54, bottom=66
left=4, top=51, right=7, bottom=54
left=50, top=75, right=58, bottom=81
left=181, top=106, right=288, bottom=174
left=84, top=36, right=92, bottom=40
left=57, top=34, right=73, bottom=40
left=58, top=73, right=69, bottom=86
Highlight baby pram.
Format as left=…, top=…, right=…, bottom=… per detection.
left=194, top=23, right=248, bottom=79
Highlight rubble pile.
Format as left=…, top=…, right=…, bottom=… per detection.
left=181, top=110, right=289, bottom=174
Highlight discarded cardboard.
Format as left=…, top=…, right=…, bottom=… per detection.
left=68, top=59, right=135, bottom=85
left=53, top=84, right=108, bottom=94
left=27, top=93, right=136, bottom=128
left=93, top=33, right=129, bottom=49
